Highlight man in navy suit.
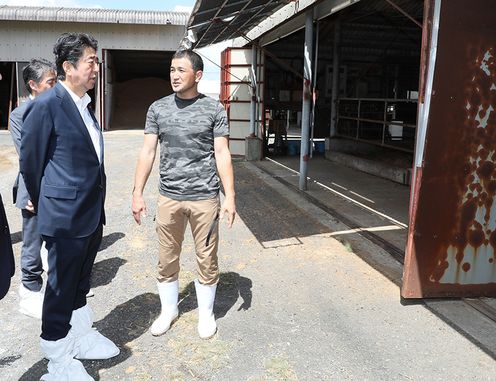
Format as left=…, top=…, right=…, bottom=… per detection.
left=20, top=33, right=119, bottom=380
left=10, top=58, right=56, bottom=319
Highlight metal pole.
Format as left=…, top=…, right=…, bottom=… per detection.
left=256, top=45, right=262, bottom=135
left=393, top=64, right=399, bottom=99
left=356, top=99, right=361, bottom=139
left=330, top=19, right=341, bottom=137
left=310, top=20, right=319, bottom=159
left=299, top=10, right=313, bottom=191
left=249, top=43, right=257, bottom=136
left=382, top=99, right=387, bottom=145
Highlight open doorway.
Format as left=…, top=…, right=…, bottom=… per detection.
left=0, top=62, right=17, bottom=130
left=263, top=0, right=422, bottom=167
left=104, top=49, right=174, bottom=130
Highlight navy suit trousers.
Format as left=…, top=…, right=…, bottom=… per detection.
left=41, top=224, right=103, bottom=341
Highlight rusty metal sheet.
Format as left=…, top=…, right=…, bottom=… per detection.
left=402, top=0, right=496, bottom=298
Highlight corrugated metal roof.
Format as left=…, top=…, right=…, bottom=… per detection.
left=184, top=0, right=291, bottom=49
left=0, top=5, right=189, bottom=26
left=186, top=0, right=424, bottom=49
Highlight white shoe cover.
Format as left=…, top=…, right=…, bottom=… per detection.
left=150, top=280, right=179, bottom=336
left=19, top=284, right=43, bottom=319
left=194, top=279, right=217, bottom=339
left=40, top=241, right=49, bottom=272
left=70, top=305, right=120, bottom=360
left=40, top=336, right=94, bottom=381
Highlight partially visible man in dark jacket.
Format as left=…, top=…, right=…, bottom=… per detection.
left=0, top=192, right=15, bottom=300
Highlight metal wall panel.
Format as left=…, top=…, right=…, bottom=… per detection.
left=229, top=140, right=245, bottom=156
left=0, top=6, right=188, bottom=25
left=230, top=49, right=252, bottom=64
left=228, top=83, right=264, bottom=103
left=0, top=21, right=185, bottom=61
left=402, top=0, right=496, bottom=298
left=229, top=102, right=252, bottom=120
left=221, top=47, right=265, bottom=157
left=229, top=120, right=250, bottom=139
left=227, top=67, right=251, bottom=81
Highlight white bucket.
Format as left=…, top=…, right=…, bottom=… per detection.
left=389, top=120, right=403, bottom=141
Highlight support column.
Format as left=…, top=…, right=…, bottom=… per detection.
left=249, top=43, right=257, bottom=136
left=256, top=46, right=263, bottom=137
left=329, top=20, right=341, bottom=137
left=299, top=10, right=314, bottom=191
left=310, top=20, right=320, bottom=158
left=246, top=43, right=262, bottom=161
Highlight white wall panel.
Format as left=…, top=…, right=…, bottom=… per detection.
left=229, top=120, right=250, bottom=139
left=228, top=83, right=264, bottom=102
left=228, top=66, right=251, bottom=81
left=230, top=49, right=252, bottom=64
left=223, top=48, right=265, bottom=157
left=229, top=83, right=251, bottom=102
left=228, top=102, right=251, bottom=121
left=229, top=140, right=245, bottom=156
left=0, top=21, right=185, bottom=61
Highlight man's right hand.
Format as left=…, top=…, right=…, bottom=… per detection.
left=132, top=194, right=147, bottom=225
left=25, top=200, right=35, bottom=213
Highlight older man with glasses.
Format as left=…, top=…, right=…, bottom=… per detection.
left=10, top=58, right=56, bottom=319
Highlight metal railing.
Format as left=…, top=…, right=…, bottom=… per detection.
left=336, top=97, right=418, bottom=153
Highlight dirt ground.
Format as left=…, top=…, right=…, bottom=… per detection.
left=0, top=131, right=495, bottom=381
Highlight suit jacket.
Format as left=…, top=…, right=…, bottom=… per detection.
left=9, top=100, right=31, bottom=209
left=20, top=83, right=106, bottom=238
left=0, top=193, right=15, bottom=300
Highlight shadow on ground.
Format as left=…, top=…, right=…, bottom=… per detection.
left=10, top=230, right=22, bottom=245
left=98, top=232, right=125, bottom=252
left=156, top=271, right=252, bottom=322
left=19, top=293, right=158, bottom=381
left=18, top=273, right=251, bottom=380
left=234, top=163, right=331, bottom=244
left=0, top=354, right=22, bottom=368
left=91, top=257, right=127, bottom=288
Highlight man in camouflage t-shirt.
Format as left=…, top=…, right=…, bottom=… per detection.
left=132, top=50, right=236, bottom=340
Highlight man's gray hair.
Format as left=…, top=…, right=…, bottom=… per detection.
left=22, top=58, right=56, bottom=94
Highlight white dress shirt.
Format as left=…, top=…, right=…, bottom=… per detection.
left=60, top=82, right=102, bottom=163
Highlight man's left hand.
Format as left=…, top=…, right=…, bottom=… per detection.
left=220, top=195, right=236, bottom=228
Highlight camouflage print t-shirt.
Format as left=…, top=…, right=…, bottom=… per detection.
left=144, top=93, right=229, bottom=201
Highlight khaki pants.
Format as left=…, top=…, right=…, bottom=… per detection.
left=156, top=194, right=220, bottom=285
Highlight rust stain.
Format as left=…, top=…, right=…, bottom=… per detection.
left=403, top=0, right=496, bottom=297
left=439, top=47, right=496, bottom=285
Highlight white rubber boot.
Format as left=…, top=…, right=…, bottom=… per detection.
left=70, top=305, right=120, bottom=360
left=194, top=279, right=217, bottom=339
left=19, top=284, right=43, bottom=319
left=150, top=280, right=179, bottom=336
left=40, top=335, right=94, bottom=381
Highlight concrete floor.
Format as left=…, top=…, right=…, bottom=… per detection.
left=0, top=131, right=495, bottom=380
left=256, top=153, right=496, bottom=357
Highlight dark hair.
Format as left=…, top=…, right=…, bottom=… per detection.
left=172, top=49, right=204, bottom=72
left=22, top=59, right=56, bottom=94
left=53, top=33, right=98, bottom=80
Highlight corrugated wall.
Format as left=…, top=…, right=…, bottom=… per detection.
left=0, top=21, right=185, bottom=62
left=402, top=0, right=496, bottom=298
